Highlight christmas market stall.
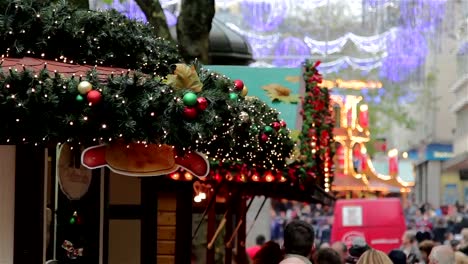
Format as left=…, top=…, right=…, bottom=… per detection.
left=188, top=60, right=336, bottom=263
left=0, top=1, right=299, bottom=264
left=330, top=93, right=415, bottom=198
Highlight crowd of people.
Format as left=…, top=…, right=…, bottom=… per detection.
left=249, top=219, right=466, bottom=264
left=256, top=199, right=468, bottom=263
left=270, top=200, right=333, bottom=246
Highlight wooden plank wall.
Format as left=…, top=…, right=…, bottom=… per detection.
left=0, top=146, right=16, bottom=264
left=157, top=193, right=177, bottom=264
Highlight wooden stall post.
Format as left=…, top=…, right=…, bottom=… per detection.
left=14, top=145, right=46, bottom=264
left=175, top=181, right=193, bottom=264
left=0, top=146, right=16, bottom=264
left=206, top=201, right=216, bottom=264
left=224, top=204, right=233, bottom=264
left=236, top=196, right=248, bottom=263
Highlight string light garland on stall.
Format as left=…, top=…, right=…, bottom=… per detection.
left=208, top=61, right=335, bottom=190
left=0, top=0, right=295, bottom=179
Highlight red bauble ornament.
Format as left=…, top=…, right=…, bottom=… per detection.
left=280, top=120, right=287, bottom=127
left=321, top=130, right=329, bottom=139
left=260, top=133, right=269, bottom=142
left=272, top=122, right=281, bottom=131
left=183, top=107, right=198, bottom=119
left=233, top=79, right=244, bottom=90
left=196, top=97, right=208, bottom=111
left=87, top=90, right=102, bottom=104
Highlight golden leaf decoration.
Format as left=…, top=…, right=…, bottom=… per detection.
left=262, top=83, right=300, bottom=104
left=166, top=64, right=203, bottom=92
left=289, top=129, right=301, bottom=141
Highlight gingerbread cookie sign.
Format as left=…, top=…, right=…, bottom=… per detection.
left=81, top=141, right=209, bottom=178
left=57, top=143, right=93, bottom=200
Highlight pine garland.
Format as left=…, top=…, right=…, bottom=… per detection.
left=208, top=61, right=335, bottom=190
left=299, top=60, right=335, bottom=190
left=0, top=62, right=293, bottom=169
left=0, top=0, right=294, bottom=170
left=0, top=0, right=180, bottom=75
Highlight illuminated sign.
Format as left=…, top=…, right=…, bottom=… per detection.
left=319, top=79, right=383, bottom=90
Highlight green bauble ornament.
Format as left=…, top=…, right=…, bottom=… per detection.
left=76, top=94, right=84, bottom=102
left=70, top=217, right=76, bottom=224
left=183, top=92, right=198, bottom=106
left=229, top=93, right=238, bottom=100
left=250, top=126, right=259, bottom=133
left=264, top=126, right=273, bottom=134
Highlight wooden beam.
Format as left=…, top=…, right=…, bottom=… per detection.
left=175, top=181, right=193, bottom=264
left=236, top=197, right=248, bottom=263
left=0, top=146, right=16, bottom=264
left=206, top=199, right=216, bottom=264
left=141, top=177, right=158, bottom=264
left=14, top=145, right=45, bottom=264
left=224, top=196, right=235, bottom=264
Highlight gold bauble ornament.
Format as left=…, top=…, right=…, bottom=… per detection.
left=241, top=85, right=248, bottom=97
left=77, top=81, right=93, bottom=95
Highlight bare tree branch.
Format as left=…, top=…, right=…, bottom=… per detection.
left=67, top=0, right=89, bottom=9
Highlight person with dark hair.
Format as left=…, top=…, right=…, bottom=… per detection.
left=388, top=249, right=407, bottom=264
left=346, top=237, right=370, bottom=263
left=248, top=234, right=267, bottom=260
left=279, top=220, right=315, bottom=264
left=253, top=241, right=283, bottom=264
left=315, top=247, right=343, bottom=264
left=419, top=240, right=435, bottom=264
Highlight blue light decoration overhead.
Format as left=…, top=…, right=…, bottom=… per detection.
left=380, top=0, right=447, bottom=82
left=273, top=37, right=310, bottom=67
left=97, top=0, right=447, bottom=85
left=240, top=0, right=288, bottom=32
left=100, top=0, right=177, bottom=27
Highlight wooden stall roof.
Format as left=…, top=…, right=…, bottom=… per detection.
left=219, top=181, right=336, bottom=205
left=1, top=57, right=132, bottom=80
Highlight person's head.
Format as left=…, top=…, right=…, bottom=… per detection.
left=316, top=247, right=343, bottom=264
left=320, top=242, right=330, bottom=249
left=445, top=231, right=454, bottom=241
left=256, top=234, right=266, bottom=246
left=450, top=240, right=461, bottom=251
left=356, top=249, right=392, bottom=264
left=416, top=231, right=432, bottom=243
left=462, top=228, right=468, bottom=243
left=331, top=241, right=347, bottom=263
left=402, top=230, right=417, bottom=246
left=253, top=241, right=283, bottom=264
left=349, top=237, right=370, bottom=259
left=429, top=245, right=455, bottom=264
left=419, top=239, right=435, bottom=263
left=388, top=249, right=407, bottom=264
left=283, top=220, right=315, bottom=257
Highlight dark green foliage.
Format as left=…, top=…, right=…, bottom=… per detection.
left=0, top=0, right=293, bottom=168
left=299, top=60, right=335, bottom=188
left=0, top=63, right=293, bottom=168
left=0, top=0, right=180, bottom=75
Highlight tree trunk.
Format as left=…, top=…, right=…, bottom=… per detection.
left=177, top=0, right=215, bottom=64
left=134, top=0, right=172, bottom=40
left=68, top=0, right=89, bottom=9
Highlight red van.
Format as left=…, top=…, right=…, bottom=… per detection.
left=331, top=198, right=406, bottom=253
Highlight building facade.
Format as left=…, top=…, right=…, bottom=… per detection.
left=389, top=0, right=468, bottom=207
